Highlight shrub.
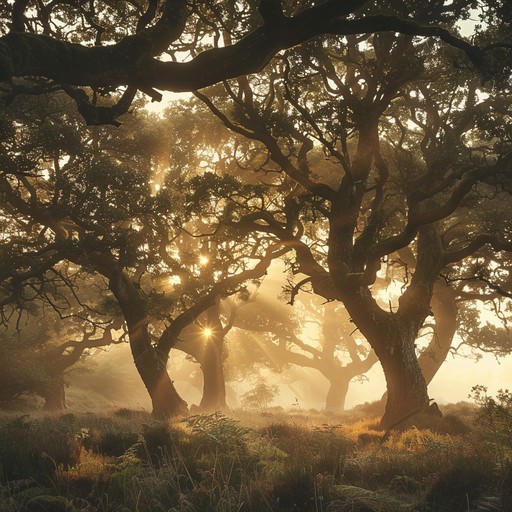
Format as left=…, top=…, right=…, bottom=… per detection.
left=331, top=484, right=414, bottom=512
left=0, top=415, right=81, bottom=482
left=470, top=386, right=512, bottom=463
left=0, top=407, right=508, bottom=512
left=241, top=381, right=278, bottom=410
left=423, top=462, right=496, bottom=512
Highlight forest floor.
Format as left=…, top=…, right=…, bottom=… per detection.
left=0, top=400, right=510, bottom=512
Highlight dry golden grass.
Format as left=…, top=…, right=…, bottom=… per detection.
left=0, top=400, right=508, bottom=512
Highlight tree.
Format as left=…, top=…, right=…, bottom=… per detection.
left=226, top=285, right=377, bottom=412
left=0, top=294, right=124, bottom=410
left=195, top=27, right=512, bottom=428
left=431, top=199, right=512, bottom=366
left=176, top=303, right=234, bottom=412
left=0, top=1, right=510, bottom=126
left=395, top=230, right=512, bottom=392
left=0, top=91, right=288, bottom=417
left=1, top=1, right=512, bottom=426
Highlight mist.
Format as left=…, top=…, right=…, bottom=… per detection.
left=40, top=261, right=506, bottom=417
left=1, top=1, right=512, bottom=509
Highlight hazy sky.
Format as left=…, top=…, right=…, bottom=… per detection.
left=345, top=352, right=512, bottom=409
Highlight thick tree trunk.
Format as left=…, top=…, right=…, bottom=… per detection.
left=129, top=326, right=188, bottom=419
left=324, top=375, right=351, bottom=412
left=373, top=284, right=456, bottom=419
left=43, top=379, right=66, bottom=411
left=340, top=288, right=431, bottom=430
left=79, top=254, right=189, bottom=418
left=342, top=227, right=443, bottom=429
left=108, top=271, right=188, bottom=419
left=377, top=321, right=430, bottom=430
left=177, top=306, right=228, bottom=412
left=198, top=336, right=227, bottom=411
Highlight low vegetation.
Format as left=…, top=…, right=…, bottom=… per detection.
left=0, top=394, right=510, bottom=512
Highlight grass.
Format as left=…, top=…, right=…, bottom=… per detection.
left=0, top=401, right=509, bottom=512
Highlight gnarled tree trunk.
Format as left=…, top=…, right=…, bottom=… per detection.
left=376, top=226, right=443, bottom=429
left=323, top=352, right=379, bottom=413
left=133, top=343, right=188, bottom=419
left=376, top=320, right=430, bottom=429
left=110, top=272, right=188, bottom=419
left=339, top=287, right=431, bottom=429
left=338, top=226, right=442, bottom=430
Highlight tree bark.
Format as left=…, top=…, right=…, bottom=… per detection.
left=133, top=344, right=188, bottom=419
left=352, top=226, right=443, bottom=428
left=374, top=227, right=443, bottom=429
left=339, top=282, right=433, bottom=429
left=43, top=378, right=66, bottom=411
left=109, top=271, right=188, bottom=419
left=198, top=335, right=228, bottom=411
left=418, top=279, right=458, bottom=385
left=376, top=319, right=430, bottom=429
left=0, top=1, right=483, bottom=97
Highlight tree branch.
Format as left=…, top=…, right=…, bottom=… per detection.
left=156, top=244, right=290, bottom=355
left=443, top=235, right=512, bottom=265
left=0, top=2, right=490, bottom=102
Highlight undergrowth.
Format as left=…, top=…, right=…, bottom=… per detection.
left=0, top=399, right=509, bottom=511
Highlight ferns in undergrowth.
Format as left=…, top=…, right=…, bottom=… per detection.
left=0, top=404, right=510, bottom=511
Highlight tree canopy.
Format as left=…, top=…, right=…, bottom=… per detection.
left=1, top=1, right=511, bottom=125
left=1, top=0, right=511, bottom=428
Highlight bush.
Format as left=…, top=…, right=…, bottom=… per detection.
left=423, top=462, right=495, bottom=512
left=241, top=381, right=278, bottom=410
left=0, top=415, right=81, bottom=482
left=470, top=386, right=512, bottom=461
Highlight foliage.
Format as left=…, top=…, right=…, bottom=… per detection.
left=0, top=406, right=509, bottom=511
left=187, top=0, right=512, bottom=429
left=0, top=322, right=51, bottom=403
left=0, top=301, right=123, bottom=410
left=240, top=380, right=278, bottom=410
left=1, top=0, right=512, bottom=436
left=470, top=386, right=512, bottom=471
left=331, top=484, right=413, bottom=512
left=0, top=414, right=82, bottom=482
left=0, top=83, right=288, bottom=419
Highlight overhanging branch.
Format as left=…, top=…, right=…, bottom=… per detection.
left=0, top=2, right=493, bottom=100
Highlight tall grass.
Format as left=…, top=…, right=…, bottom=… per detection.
left=0, top=400, right=509, bottom=511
